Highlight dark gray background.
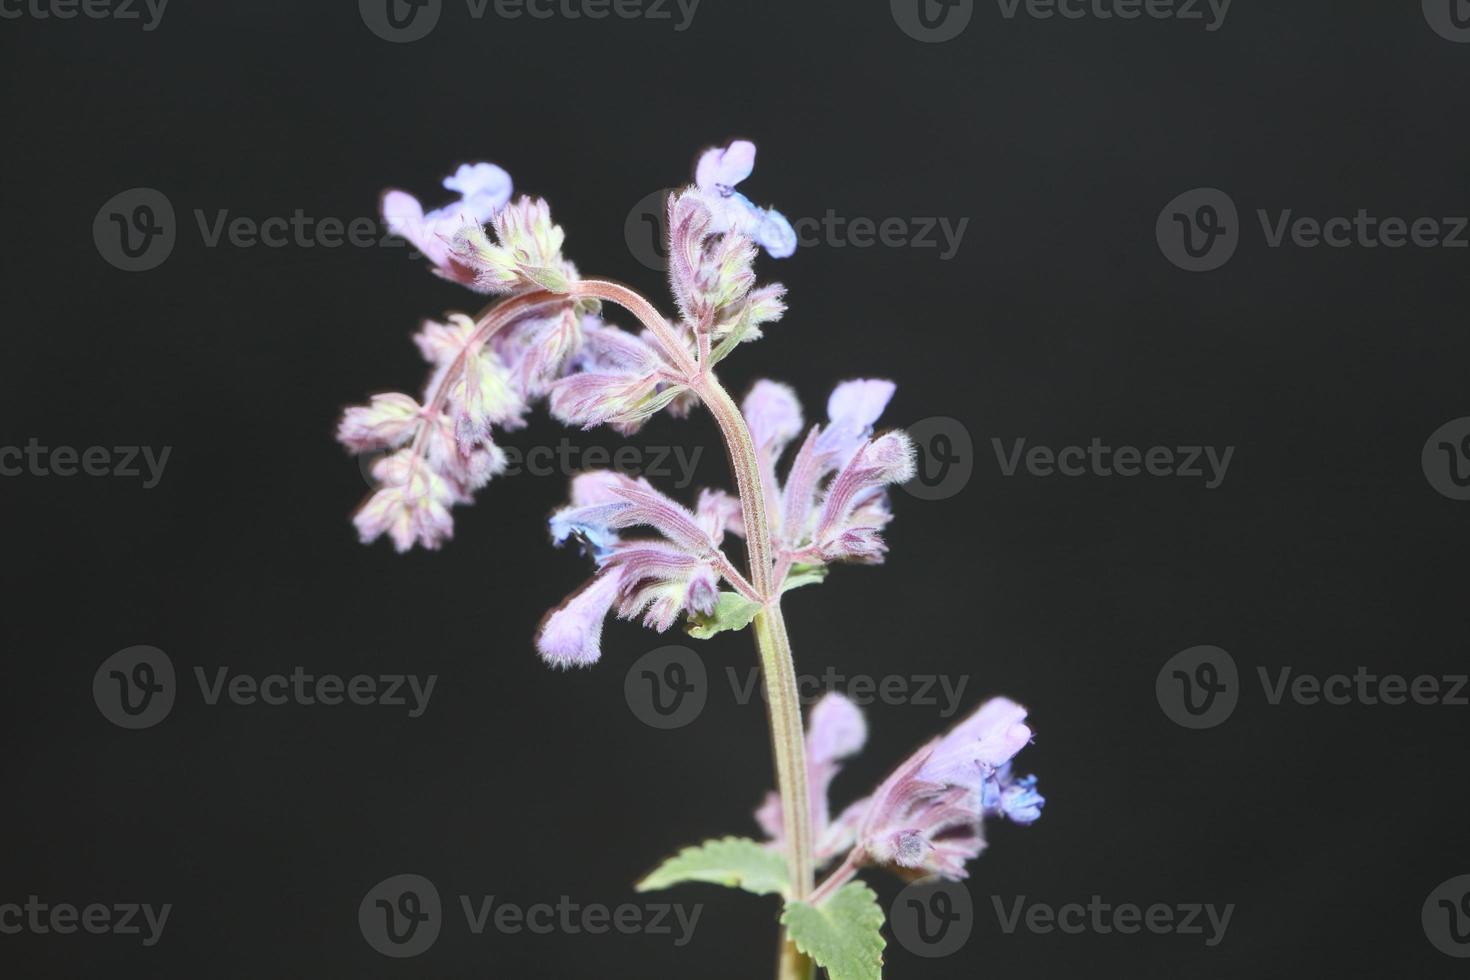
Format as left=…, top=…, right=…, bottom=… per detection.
left=2, top=1, right=1469, bottom=976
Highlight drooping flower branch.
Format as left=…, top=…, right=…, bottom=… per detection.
left=338, top=141, right=1044, bottom=980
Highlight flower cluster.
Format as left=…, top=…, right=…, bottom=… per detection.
left=340, top=143, right=798, bottom=554
left=536, top=471, right=745, bottom=667
left=761, top=693, right=1044, bottom=885
left=743, top=378, right=915, bottom=571
left=345, top=140, right=1048, bottom=977
left=534, top=377, right=914, bottom=666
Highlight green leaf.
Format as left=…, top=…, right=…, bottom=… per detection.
left=781, top=883, right=886, bottom=980
left=685, top=592, right=761, bottom=640
left=782, top=564, right=829, bottom=593
left=684, top=566, right=828, bottom=640
left=636, top=837, right=789, bottom=896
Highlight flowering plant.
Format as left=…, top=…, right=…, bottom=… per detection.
left=339, top=141, right=1044, bottom=979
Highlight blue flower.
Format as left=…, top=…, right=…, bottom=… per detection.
left=694, top=140, right=797, bottom=259
left=983, top=763, right=1045, bottom=825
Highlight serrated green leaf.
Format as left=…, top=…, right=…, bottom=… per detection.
left=636, top=837, right=789, bottom=896
left=781, top=882, right=886, bottom=980
left=685, top=592, right=762, bottom=640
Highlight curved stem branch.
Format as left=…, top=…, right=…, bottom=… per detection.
left=409, top=289, right=569, bottom=457
left=572, top=278, right=700, bottom=378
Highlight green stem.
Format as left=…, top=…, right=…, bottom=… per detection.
left=686, top=377, right=817, bottom=980
left=571, top=279, right=815, bottom=980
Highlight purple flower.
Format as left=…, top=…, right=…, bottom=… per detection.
left=853, top=698, right=1042, bottom=880
left=352, top=450, right=458, bottom=552
left=549, top=470, right=650, bottom=560
left=694, top=140, right=797, bottom=259
left=535, top=471, right=753, bottom=666
left=382, top=163, right=512, bottom=289
left=548, top=321, right=685, bottom=434
left=757, top=695, right=1043, bottom=882
left=337, top=393, right=422, bottom=454
left=982, top=763, right=1046, bottom=825
left=756, top=693, right=869, bottom=864
left=816, top=379, right=897, bottom=467
left=451, top=196, right=575, bottom=294
left=536, top=569, right=625, bottom=669
left=736, top=378, right=912, bottom=568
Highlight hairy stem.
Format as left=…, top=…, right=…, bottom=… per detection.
left=808, top=847, right=864, bottom=906
left=571, top=278, right=815, bottom=980
left=411, top=289, right=568, bottom=457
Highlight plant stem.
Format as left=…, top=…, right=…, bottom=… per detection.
left=704, top=379, right=813, bottom=980
left=571, top=278, right=816, bottom=980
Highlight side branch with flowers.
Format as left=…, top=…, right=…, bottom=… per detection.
left=338, top=141, right=1045, bottom=980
